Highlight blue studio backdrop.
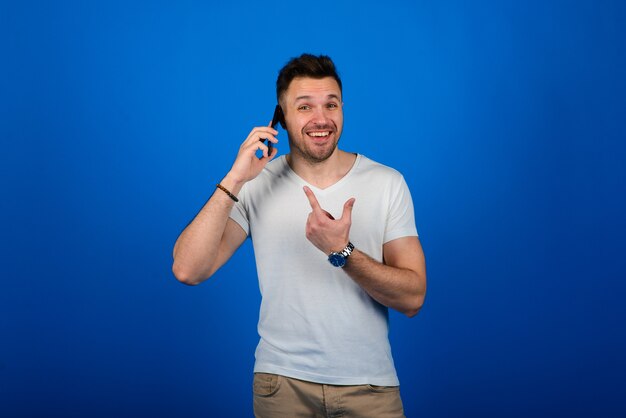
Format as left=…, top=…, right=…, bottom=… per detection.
left=2, top=1, right=625, bottom=417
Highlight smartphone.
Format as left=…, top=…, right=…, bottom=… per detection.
left=268, top=105, right=283, bottom=155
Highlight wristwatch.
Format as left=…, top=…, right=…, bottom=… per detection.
left=328, top=242, right=354, bottom=268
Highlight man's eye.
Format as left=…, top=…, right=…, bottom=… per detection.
left=298, top=105, right=311, bottom=111
left=327, top=103, right=338, bottom=109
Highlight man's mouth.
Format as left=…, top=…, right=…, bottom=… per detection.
left=306, top=131, right=331, bottom=138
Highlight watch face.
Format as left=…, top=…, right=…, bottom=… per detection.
left=328, top=252, right=346, bottom=267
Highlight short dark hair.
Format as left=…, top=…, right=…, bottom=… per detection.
left=276, top=54, right=342, bottom=104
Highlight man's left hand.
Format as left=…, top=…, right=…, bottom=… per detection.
left=303, top=186, right=355, bottom=255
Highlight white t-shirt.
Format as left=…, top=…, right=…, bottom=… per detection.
left=230, top=154, right=418, bottom=386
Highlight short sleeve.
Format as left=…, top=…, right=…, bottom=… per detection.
left=229, top=184, right=250, bottom=236
left=383, top=175, right=418, bottom=243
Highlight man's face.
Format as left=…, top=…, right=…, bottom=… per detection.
left=280, top=77, right=343, bottom=164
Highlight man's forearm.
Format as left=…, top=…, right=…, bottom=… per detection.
left=343, top=249, right=426, bottom=317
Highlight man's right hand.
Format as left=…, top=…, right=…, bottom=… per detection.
left=227, top=124, right=279, bottom=185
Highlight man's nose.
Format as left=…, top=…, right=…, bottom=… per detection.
left=311, top=106, right=330, bottom=123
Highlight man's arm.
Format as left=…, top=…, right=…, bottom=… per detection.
left=172, top=125, right=279, bottom=285
left=303, top=186, right=426, bottom=317
left=172, top=180, right=247, bottom=285
left=344, top=236, right=426, bottom=317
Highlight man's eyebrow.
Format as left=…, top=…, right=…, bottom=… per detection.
left=294, top=94, right=341, bottom=102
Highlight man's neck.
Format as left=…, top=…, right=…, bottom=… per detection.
left=286, top=150, right=357, bottom=190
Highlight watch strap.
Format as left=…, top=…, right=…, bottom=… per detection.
left=340, top=242, right=354, bottom=258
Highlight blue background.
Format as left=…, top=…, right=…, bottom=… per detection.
left=2, top=1, right=625, bottom=417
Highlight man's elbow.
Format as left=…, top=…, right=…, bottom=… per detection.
left=172, top=262, right=209, bottom=286
left=404, top=307, right=421, bottom=318
left=404, top=271, right=426, bottom=317
left=403, top=294, right=425, bottom=318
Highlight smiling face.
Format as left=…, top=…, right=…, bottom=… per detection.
left=280, top=76, right=343, bottom=164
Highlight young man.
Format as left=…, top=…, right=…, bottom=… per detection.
left=172, top=54, right=426, bottom=417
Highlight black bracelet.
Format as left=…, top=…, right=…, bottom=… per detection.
left=216, top=183, right=239, bottom=202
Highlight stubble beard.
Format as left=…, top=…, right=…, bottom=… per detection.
left=287, top=132, right=339, bottom=164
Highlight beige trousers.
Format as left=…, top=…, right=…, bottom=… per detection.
left=253, top=373, right=405, bottom=418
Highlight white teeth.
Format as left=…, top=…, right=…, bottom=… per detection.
left=308, top=132, right=330, bottom=137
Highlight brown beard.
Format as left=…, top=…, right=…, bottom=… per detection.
left=287, top=132, right=339, bottom=164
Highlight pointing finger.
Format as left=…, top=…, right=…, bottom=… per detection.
left=303, top=186, right=322, bottom=212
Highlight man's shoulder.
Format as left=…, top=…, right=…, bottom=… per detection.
left=355, top=154, right=405, bottom=181
left=248, top=156, right=288, bottom=184
left=261, top=155, right=288, bottom=177
left=239, top=155, right=291, bottom=199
